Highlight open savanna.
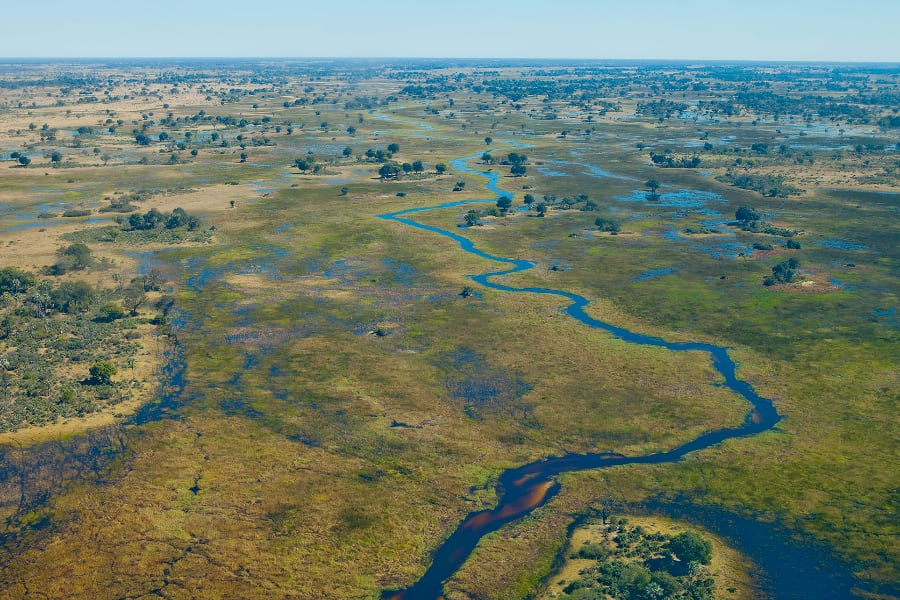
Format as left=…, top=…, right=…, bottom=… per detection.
left=0, top=61, right=897, bottom=599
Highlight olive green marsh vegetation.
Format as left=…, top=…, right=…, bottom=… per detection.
left=0, top=60, right=897, bottom=599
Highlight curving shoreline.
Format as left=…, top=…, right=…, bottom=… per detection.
left=378, top=151, right=782, bottom=600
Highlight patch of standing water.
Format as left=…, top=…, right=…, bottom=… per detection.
left=581, top=162, right=635, bottom=180
left=370, top=112, right=435, bottom=131
left=872, top=307, right=898, bottom=327
left=815, top=238, right=869, bottom=251
left=536, top=167, right=567, bottom=177
left=617, top=188, right=725, bottom=208
left=690, top=241, right=755, bottom=260
left=632, top=267, right=675, bottom=282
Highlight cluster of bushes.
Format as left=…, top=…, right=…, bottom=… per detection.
left=121, top=207, right=200, bottom=232
left=60, top=207, right=204, bottom=246
left=732, top=207, right=799, bottom=238
left=61, top=209, right=92, bottom=218
left=525, top=193, right=597, bottom=212
left=764, top=258, right=801, bottom=286
left=480, top=152, right=528, bottom=176
left=594, top=216, right=621, bottom=233
left=47, top=242, right=96, bottom=275
left=635, top=99, right=689, bottom=119
left=650, top=152, right=702, bottom=168
left=720, top=172, right=801, bottom=197
left=0, top=264, right=173, bottom=432
left=547, top=194, right=599, bottom=211
left=294, top=155, right=324, bottom=174
left=558, top=517, right=715, bottom=599
left=98, top=194, right=143, bottom=213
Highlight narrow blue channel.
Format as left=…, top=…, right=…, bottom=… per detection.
left=375, top=151, right=814, bottom=600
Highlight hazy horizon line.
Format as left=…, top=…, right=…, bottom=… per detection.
left=1, top=56, right=898, bottom=66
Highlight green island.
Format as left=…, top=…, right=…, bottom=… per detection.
left=0, top=58, right=897, bottom=600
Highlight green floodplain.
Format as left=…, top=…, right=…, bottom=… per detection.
left=0, top=59, right=897, bottom=599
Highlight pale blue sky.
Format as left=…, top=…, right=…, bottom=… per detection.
left=2, top=0, right=898, bottom=62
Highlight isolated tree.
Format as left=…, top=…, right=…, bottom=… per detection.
left=536, top=202, right=548, bottom=217
left=412, top=160, right=424, bottom=173
left=89, top=361, right=117, bottom=385
left=96, top=302, right=125, bottom=322
left=481, top=152, right=493, bottom=164
left=379, top=162, right=401, bottom=180
left=496, top=196, right=513, bottom=213
left=50, top=151, right=62, bottom=166
left=435, top=163, right=447, bottom=174
left=342, top=147, right=353, bottom=158
left=668, top=531, right=712, bottom=565
left=51, top=280, right=94, bottom=313
left=52, top=243, right=93, bottom=274
left=735, top=206, right=761, bottom=222
left=510, top=164, right=527, bottom=177
left=122, top=281, right=147, bottom=315
left=387, top=143, right=400, bottom=154
left=484, top=136, right=493, bottom=145
left=142, top=268, right=165, bottom=292
left=464, top=210, right=479, bottom=227
left=595, top=216, right=621, bottom=233
left=18, top=155, right=30, bottom=167
left=165, top=207, right=189, bottom=229
left=645, top=179, right=660, bottom=197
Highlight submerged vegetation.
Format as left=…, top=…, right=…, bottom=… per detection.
left=0, top=58, right=897, bottom=599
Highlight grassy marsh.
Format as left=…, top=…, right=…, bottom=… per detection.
left=0, top=60, right=897, bottom=599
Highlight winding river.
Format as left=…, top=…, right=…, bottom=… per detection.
left=0, top=127, right=867, bottom=598
left=376, top=151, right=828, bottom=599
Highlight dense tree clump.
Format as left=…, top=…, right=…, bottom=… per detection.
left=558, top=517, right=716, bottom=599
left=48, top=243, right=94, bottom=275
left=0, top=261, right=174, bottom=431
left=126, top=207, right=199, bottom=232
left=89, top=361, right=117, bottom=385
left=595, top=216, right=621, bottom=233
left=764, top=258, right=801, bottom=286
left=735, top=206, right=761, bottom=222
left=720, top=172, right=801, bottom=197
left=650, top=151, right=701, bottom=168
